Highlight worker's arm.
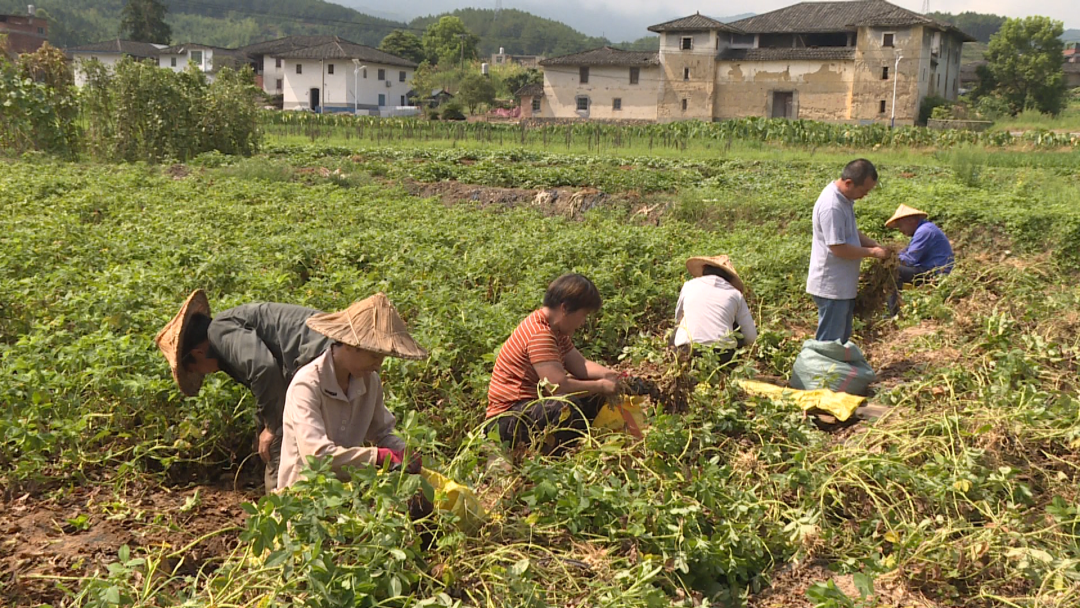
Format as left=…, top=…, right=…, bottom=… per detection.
left=563, top=347, right=619, bottom=381
left=208, top=316, right=287, bottom=433
left=362, top=373, right=408, bottom=453
left=533, top=360, right=618, bottom=397
left=858, top=230, right=880, bottom=248
left=734, top=297, right=758, bottom=345
left=828, top=243, right=888, bottom=260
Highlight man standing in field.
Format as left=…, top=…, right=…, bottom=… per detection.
left=806, top=159, right=890, bottom=342
left=885, top=204, right=955, bottom=315
left=155, top=290, right=333, bottom=493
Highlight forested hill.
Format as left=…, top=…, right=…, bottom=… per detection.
left=928, top=11, right=1078, bottom=44
left=0, top=0, right=644, bottom=54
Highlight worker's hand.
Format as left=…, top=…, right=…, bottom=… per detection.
left=404, top=451, right=422, bottom=475
left=376, top=447, right=404, bottom=468
left=868, top=246, right=890, bottom=260
left=258, top=427, right=275, bottom=463
left=597, top=378, right=621, bottom=396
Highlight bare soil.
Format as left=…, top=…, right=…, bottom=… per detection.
left=750, top=560, right=939, bottom=607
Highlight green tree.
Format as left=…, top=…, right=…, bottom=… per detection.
left=379, top=30, right=425, bottom=64
left=982, top=16, right=1067, bottom=115
left=422, top=16, right=479, bottom=68
left=456, top=72, right=496, bottom=113
left=120, top=0, right=172, bottom=44
left=502, top=67, right=543, bottom=98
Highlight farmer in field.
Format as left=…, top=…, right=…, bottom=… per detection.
left=486, top=273, right=623, bottom=454
left=276, top=293, right=426, bottom=490
left=806, top=159, right=890, bottom=343
left=885, top=204, right=955, bottom=315
left=672, top=255, right=757, bottom=364
left=155, top=290, right=333, bottom=493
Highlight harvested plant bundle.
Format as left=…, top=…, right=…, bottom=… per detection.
left=854, top=246, right=900, bottom=321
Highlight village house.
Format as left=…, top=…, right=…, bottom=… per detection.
left=491, top=48, right=544, bottom=69
left=157, top=43, right=251, bottom=82
left=523, top=46, right=662, bottom=120
left=530, top=0, right=972, bottom=125
left=65, top=40, right=166, bottom=87
left=240, top=35, right=342, bottom=95
left=276, top=38, right=417, bottom=114
left=0, top=9, right=48, bottom=56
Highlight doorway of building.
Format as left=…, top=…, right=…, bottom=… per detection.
left=309, top=88, right=320, bottom=111
left=771, top=91, right=794, bottom=119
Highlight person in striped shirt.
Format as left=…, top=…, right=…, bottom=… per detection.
left=486, top=274, right=622, bottom=453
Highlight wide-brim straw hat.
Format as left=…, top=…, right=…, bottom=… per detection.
left=885, top=204, right=928, bottom=228
left=154, top=289, right=211, bottom=397
left=306, top=293, right=428, bottom=360
left=686, top=255, right=745, bottom=294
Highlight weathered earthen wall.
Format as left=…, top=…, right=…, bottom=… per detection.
left=540, top=65, right=660, bottom=120
left=713, top=60, right=854, bottom=121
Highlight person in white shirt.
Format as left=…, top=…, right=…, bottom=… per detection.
left=673, top=255, right=757, bottom=365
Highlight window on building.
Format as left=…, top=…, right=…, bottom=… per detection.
left=276, top=58, right=282, bottom=69
left=378, top=93, right=386, bottom=106
left=683, top=67, right=690, bottom=81
left=363, top=68, right=367, bottom=78
left=879, top=100, right=887, bottom=113
left=681, top=36, right=693, bottom=50
left=378, top=68, right=385, bottom=80
left=276, top=79, right=283, bottom=91
left=937, top=74, right=941, bottom=89
left=731, top=33, right=756, bottom=46
left=882, top=33, right=894, bottom=47
left=400, top=95, right=406, bottom=106
left=296, top=63, right=302, bottom=74
left=629, top=67, right=639, bottom=84
left=328, top=64, right=334, bottom=75
left=399, top=70, right=406, bottom=82
left=882, top=66, right=889, bottom=80
left=576, top=96, right=589, bottom=111
left=579, top=66, right=589, bottom=83
left=190, top=50, right=203, bottom=66
left=531, top=97, right=541, bottom=112
left=682, top=98, right=688, bottom=111
left=171, top=57, right=177, bottom=67
left=613, top=98, right=622, bottom=111
left=37, top=27, right=44, bottom=34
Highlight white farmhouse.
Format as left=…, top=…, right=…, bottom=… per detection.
left=157, top=43, right=251, bottom=82
left=240, top=35, right=341, bottom=96
left=64, top=39, right=165, bottom=87
left=277, top=38, right=417, bottom=114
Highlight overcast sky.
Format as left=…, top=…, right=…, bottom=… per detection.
left=348, top=0, right=1078, bottom=41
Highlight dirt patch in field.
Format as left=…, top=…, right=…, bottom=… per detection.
left=750, top=561, right=939, bottom=608
left=1, top=481, right=257, bottom=606
left=864, top=322, right=961, bottom=388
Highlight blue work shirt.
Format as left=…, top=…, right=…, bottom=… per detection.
left=899, top=219, right=954, bottom=273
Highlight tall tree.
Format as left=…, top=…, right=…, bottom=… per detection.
left=120, top=0, right=171, bottom=45
left=982, top=16, right=1067, bottom=115
left=422, top=16, right=479, bottom=68
left=456, top=71, right=495, bottom=113
left=379, top=30, right=425, bottom=64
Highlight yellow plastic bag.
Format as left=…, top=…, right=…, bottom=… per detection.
left=737, top=379, right=866, bottom=422
left=593, top=395, right=648, bottom=438
left=419, top=468, right=486, bottom=533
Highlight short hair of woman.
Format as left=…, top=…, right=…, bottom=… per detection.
left=543, top=273, right=602, bottom=313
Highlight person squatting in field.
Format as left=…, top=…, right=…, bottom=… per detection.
left=806, top=158, right=890, bottom=343
left=155, top=291, right=333, bottom=494
left=671, top=255, right=757, bottom=365
left=486, top=273, right=625, bottom=455
left=884, top=204, right=955, bottom=316
left=277, top=293, right=426, bottom=490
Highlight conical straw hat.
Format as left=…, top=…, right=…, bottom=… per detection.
left=154, top=289, right=211, bottom=397
left=686, top=255, right=745, bottom=294
left=885, top=204, right=928, bottom=228
left=305, top=293, right=428, bottom=360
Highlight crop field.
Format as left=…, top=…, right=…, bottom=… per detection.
left=2, top=139, right=1080, bottom=608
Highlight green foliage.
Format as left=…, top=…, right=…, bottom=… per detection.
left=410, top=8, right=610, bottom=57
left=456, top=72, right=496, bottom=114
left=119, top=0, right=170, bottom=45
left=439, top=101, right=466, bottom=121
left=81, top=58, right=261, bottom=161
left=379, top=30, right=426, bottom=65
left=422, top=16, right=480, bottom=68
left=918, top=95, right=951, bottom=125
left=502, top=67, right=543, bottom=98
left=974, top=94, right=1011, bottom=120
left=983, top=16, right=1068, bottom=115
left=0, top=43, right=80, bottom=157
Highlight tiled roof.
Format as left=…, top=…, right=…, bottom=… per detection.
left=540, top=46, right=659, bottom=67
left=719, top=47, right=857, bottom=61
left=515, top=83, right=544, bottom=97
left=239, top=35, right=346, bottom=57
left=648, top=13, right=744, bottom=34
left=158, top=42, right=243, bottom=54
left=277, top=38, right=416, bottom=67
left=730, top=0, right=975, bottom=41
left=63, top=39, right=163, bottom=57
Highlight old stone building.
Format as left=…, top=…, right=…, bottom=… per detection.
left=525, top=47, right=662, bottom=121
left=529, top=0, right=972, bottom=125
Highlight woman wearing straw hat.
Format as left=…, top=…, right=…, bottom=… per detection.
left=885, top=204, right=954, bottom=315
left=155, top=291, right=333, bottom=494
left=673, top=255, right=757, bottom=365
left=277, top=293, right=428, bottom=490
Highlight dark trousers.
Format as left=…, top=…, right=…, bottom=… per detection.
left=888, top=265, right=937, bottom=315
left=487, top=394, right=606, bottom=455
left=264, top=431, right=282, bottom=495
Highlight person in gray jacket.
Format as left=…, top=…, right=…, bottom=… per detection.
left=155, top=289, right=332, bottom=493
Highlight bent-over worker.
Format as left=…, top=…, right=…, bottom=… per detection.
left=673, top=255, right=757, bottom=365
left=486, top=273, right=622, bottom=454
left=885, top=204, right=955, bottom=315
left=277, top=293, right=427, bottom=490
left=155, top=291, right=332, bottom=494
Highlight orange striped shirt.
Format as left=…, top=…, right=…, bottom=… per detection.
left=487, top=309, right=574, bottom=418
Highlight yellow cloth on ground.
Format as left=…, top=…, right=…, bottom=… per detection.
left=593, top=396, right=648, bottom=438
left=420, top=468, right=486, bottom=533
left=737, top=379, right=866, bottom=422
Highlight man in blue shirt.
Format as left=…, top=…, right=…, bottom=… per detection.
left=885, top=204, right=954, bottom=314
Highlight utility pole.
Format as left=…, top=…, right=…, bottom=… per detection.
left=891, top=53, right=903, bottom=128
left=458, top=33, right=466, bottom=72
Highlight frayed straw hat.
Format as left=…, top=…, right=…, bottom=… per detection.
left=306, top=293, right=428, bottom=360
left=885, top=204, right=928, bottom=228
left=685, top=255, right=745, bottom=294
left=155, top=289, right=211, bottom=397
